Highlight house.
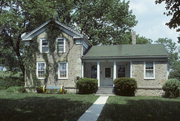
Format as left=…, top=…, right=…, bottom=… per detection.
left=22, top=20, right=168, bottom=96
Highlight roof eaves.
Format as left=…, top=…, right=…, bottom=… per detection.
left=21, top=20, right=51, bottom=41
left=82, top=55, right=168, bottom=60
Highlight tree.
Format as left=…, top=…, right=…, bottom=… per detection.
left=0, top=0, right=56, bottom=74
left=155, top=38, right=179, bottom=68
left=155, top=0, right=180, bottom=43
left=71, top=0, right=137, bottom=45
left=169, top=60, right=180, bottom=80
left=136, top=35, right=152, bottom=44
left=0, top=0, right=136, bottom=76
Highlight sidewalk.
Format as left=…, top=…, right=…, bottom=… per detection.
left=77, top=96, right=109, bottom=121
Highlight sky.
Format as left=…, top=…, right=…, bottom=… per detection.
left=128, top=0, right=180, bottom=47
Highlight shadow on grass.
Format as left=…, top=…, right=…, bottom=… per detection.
left=0, top=96, right=93, bottom=121
left=98, top=97, right=180, bottom=121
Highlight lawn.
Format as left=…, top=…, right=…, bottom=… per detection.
left=0, top=90, right=98, bottom=121
left=98, top=96, right=180, bottom=121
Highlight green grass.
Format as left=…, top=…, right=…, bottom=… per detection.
left=98, top=96, right=180, bottom=121
left=0, top=90, right=98, bottom=121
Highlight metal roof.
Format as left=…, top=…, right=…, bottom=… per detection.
left=82, top=44, right=168, bottom=59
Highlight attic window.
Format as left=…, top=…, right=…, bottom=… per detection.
left=40, top=39, right=49, bottom=53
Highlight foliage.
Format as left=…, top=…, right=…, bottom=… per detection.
left=114, top=77, right=137, bottom=96
left=0, top=71, right=23, bottom=89
left=6, top=86, right=26, bottom=93
left=76, top=78, right=98, bottom=94
left=136, top=35, right=152, bottom=44
left=155, top=38, right=179, bottom=68
left=0, top=0, right=56, bottom=75
left=169, top=60, right=180, bottom=81
left=155, top=0, right=180, bottom=42
left=162, top=78, right=180, bottom=98
left=36, top=86, right=45, bottom=93
left=72, top=0, right=137, bottom=45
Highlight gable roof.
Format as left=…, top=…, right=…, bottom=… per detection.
left=21, top=20, right=91, bottom=45
left=82, top=44, right=168, bottom=60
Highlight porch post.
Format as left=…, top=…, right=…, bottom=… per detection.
left=97, top=61, right=100, bottom=87
left=81, top=62, right=84, bottom=78
left=130, top=61, right=132, bottom=78
left=113, top=61, right=117, bottom=80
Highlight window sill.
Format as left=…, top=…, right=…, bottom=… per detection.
left=58, top=77, right=68, bottom=80
left=37, top=77, right=45, bottom=79
left=144, top=77, right=155, bottom=80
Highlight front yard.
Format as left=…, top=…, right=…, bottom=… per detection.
left=0, top=90, right=98, bottom=121
left=98, top=96, right=180, bottom=121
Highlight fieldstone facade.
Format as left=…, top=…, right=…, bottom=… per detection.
left=23, top=20, right=168, bottom=96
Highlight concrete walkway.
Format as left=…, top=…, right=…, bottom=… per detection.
left=77, top=96, right=109, bottom=121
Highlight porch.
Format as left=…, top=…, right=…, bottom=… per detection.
left=82, top=61, right=132, bottom=87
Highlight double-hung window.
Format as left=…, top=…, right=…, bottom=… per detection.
left=58, top=62, right=68, bottom=79
left=57, top=38, right=65, bottom=53
left=144, top=61, right=155, bottom=79
left=37, top=62, right=46, bottom=79
left=41, top=39, right=49, bottom=53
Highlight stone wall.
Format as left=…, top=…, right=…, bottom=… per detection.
left=132, top=61, right=167, bottom=96
left=132, top=61, right=168, bottom=88
left=25, top=31, right=83, bottom=88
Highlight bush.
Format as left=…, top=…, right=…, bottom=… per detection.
left=162, top=78, right=180, bottom=98
left=6, top=86, right=26, bottom=93
left=76, top=78, right=98, bottom=94
left=36, top=86, right=45, bottom=93
left=114, top=77, right=137, bottom=96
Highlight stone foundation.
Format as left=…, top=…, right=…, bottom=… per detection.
left=136, top=88, right=164, bottom=96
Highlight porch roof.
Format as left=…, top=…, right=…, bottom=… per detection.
left=82, top=44, right=168, bottom=60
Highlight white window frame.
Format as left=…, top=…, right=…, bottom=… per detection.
left=36, top=62, right=46, bottom=79
left=57, top=38, right=66, bottom=53
left=58, top=62, right=68, bottom=79
left=144, top=61, right=155, bottom=79
left=40, top=39, right=49, bottom=53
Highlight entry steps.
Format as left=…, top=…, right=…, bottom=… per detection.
left=96, top=86, right=115, bottom=96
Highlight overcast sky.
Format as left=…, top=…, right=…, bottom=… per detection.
left=128, top=0, right=179, bottom=46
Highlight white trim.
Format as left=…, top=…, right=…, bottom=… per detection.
left=40, top=38, right=49, bottom=53
left=130, top=61, right=132, bottom=78
left=58, top=62, right=68, bottom=79
left=81, top=62, right=84, bottom=78
left=57, top=38, right=66, bottom=53
left=144, top=61, right=155, bottom=80
left=36, top=62, right=46, bottom=79
left=97, top=61, right=100, bottom=87
left=113, top=61, right=117, bottom=80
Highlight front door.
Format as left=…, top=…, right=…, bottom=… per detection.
left=101, top=65, right=113, bottom=86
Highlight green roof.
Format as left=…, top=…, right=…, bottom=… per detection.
left=82, top=44, right=168, bottom=59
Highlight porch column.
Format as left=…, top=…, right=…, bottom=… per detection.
left=97, top=61, right=100, bottom=87
left=81, top=62, right=84, bottom=78
left=130, top=61, right=132, bottom=78
left=113, top=61, right=117, bottom=80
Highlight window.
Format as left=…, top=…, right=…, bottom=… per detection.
left=41, top=39, right=49, bottom=53
left=91, top=65, right=97, bottom=78
left=58, top=62, right=68, bottom=79
left=105, top=68, right=111, bottom=78
left=144, top=61, right=155, bottom=79
left=117, top=65, right=125, bottom=77
left=36, top=62, right=46, bottom=79
left=57, top=38, right=65, bottom=53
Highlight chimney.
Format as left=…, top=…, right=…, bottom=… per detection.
left=131, top=30, right=136, bottom=45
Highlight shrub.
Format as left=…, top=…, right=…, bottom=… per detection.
left=36, top=86, right=45, bottom=93
left=76, top=78, right=98, bottom=94
left=114, top=77, right=137, bottom=96
left=6, top=86, right=26, bottom=93
left=162, top=78, right=180, bottom=98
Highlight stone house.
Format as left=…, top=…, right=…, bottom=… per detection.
left=22, top=20, right=168, bottom=95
